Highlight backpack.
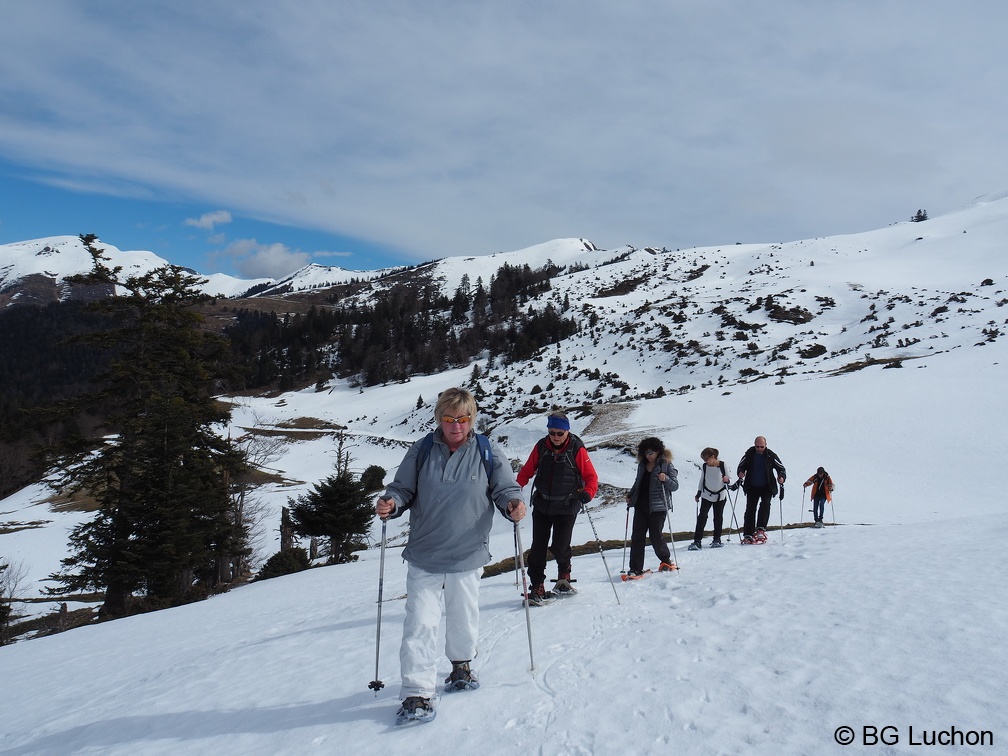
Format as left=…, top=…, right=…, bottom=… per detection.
left=531, top=435, right=585, bottom=505
left=702, top=461, right=728, bottom=497
left=405, top=432, right=494, bottom=507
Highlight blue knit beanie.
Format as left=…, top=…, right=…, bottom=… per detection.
left=546, top=415, right=570, bottom=431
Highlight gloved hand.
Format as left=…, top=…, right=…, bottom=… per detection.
left=579, top=491, right=592, bottom=504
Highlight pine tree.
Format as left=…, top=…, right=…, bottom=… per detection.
left=47, top=235, right=246, bottom=618
left=289, top=435, right=372, bottom=564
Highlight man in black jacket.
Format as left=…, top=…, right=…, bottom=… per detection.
left=736, top=436, right=786, bottom=543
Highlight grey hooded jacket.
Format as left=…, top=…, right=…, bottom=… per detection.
left=383, top=429, right=523, bottom=573
left=628, top=449, right=679, bottom=513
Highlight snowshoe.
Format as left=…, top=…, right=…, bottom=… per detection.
left=444, top=660, right=480, bottom=692
left=710, top=540, right=724, bottom=548
left=742, top=535, right=755, bottom=545
left=620, top=569, right=651, bottom=581
left=524, top=584, right=556, bottom=607
left=753, top=529, right=768, bottom=544
left=552, top=577, right=578, bottom=596
left=396, top=696, right=437, bottom=725
left=658, top=561, right=678, bottom=572
left=687, top=542, right=701, bottom=551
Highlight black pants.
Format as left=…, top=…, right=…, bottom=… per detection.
left=693, top=499, right=725, bottom=543
left=629, top=506, right=671, bottom=573
left=744, top=487, right=774, bottom=536
left=527, top=509, right=578, bottom=586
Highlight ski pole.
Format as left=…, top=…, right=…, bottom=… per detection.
left=368, top=518, right=388, bottom=694
left=728, top=486, right=743, bottom=544
left=664, top=508, right=680, bottom=572
left=620, top=505, right=630, bottom=575
left=779, top=483, right=785, bottom=541
left=514, top=522, right=535, bottom=672
left=582, top=503, right=621, bottom=605
left=513, top=525, right=520, bottom=587
left=660, top=484, right=679, bottom=572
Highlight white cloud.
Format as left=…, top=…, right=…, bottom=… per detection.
left=219, top=238, right=311, bottom=279
left=185, top=210, right=232, bottom=231
left=2, top=2, right=1008, bottom=262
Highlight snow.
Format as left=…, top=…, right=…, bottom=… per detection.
left=3, top=200, right=1008, bottom=753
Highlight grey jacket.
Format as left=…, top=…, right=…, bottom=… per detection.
left=628, top=450, right=679, bottom=513
left=383, top=429, right=523, bottom=573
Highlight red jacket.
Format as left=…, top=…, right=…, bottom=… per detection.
left=517, top=435, right=599, bottom=505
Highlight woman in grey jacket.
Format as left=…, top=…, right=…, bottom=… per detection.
left=376, top=388, right=525, bottom=723
left=624, top=437, right=679, bottom=576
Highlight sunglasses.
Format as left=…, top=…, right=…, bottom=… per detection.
left=645, top=449, right=658, bottom=456
left=441, top=414, right=472, bottom=425
left=548, top=430, right=568, bottom=437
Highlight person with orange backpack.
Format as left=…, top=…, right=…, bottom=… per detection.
left=803, top=466, right=834, bottom=528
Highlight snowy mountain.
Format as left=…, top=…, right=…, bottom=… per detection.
left=0, top=235, right=394, bottom=305
left=2, top=196, right=1008, bottom=753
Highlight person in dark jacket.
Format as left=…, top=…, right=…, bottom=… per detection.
left=624, top=437, right=679, bottom=576
left=736, top=436, right=786, bottom=543
left=516, top=411, right=599, bottom=604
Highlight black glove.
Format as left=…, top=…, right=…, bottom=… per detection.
left=579, top=491, right=592, bottom=504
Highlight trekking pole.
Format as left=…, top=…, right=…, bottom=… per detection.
left=514, top=522, right=535, bottom=672
left=368, top=518, right=388, bottom=694
left=513, top=525, right=520, bottom=587
left=830, top=498, right=836, bottom=527
left=620, top=505, right=630, bottom=576
left=582, top=504, right=621, bottom=606
left=728, top=486, right=743, bottom=544
left=778, top=483, right=785, bottom=541
left=660, top=484, right=679, bottom=572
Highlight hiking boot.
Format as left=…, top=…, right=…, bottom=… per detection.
left=396, top=696, right=434, bottom=721
left=526, top=583, right=551, bottom=606
left=687, top=541, right=701, bottom=551
left=658, top=561, right=677, bottom=572
left=445, top=660, right=479, bottom=691
left=710, top=539, right=724, bottom=548
left=742, top=535, right=755, bottom=545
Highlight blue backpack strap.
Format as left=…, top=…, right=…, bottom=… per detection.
left=415, top=432, right=435, bottom=477
left=417, top=432, right=492, bottom=482
left=476, top=433, right=494, bottom=482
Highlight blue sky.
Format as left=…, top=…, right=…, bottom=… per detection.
left=2, top=1, right=1007, bottom=279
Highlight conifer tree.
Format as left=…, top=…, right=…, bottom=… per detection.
left=48, top=235, right=246, bottom=618
left=289, top=434, right=372, bottom=564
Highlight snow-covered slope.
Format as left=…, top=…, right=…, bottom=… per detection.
left=1, top=339, right=1005, bottom=752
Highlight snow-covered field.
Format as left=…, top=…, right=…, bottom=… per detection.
left=2, top=330, right=1005, bottom=754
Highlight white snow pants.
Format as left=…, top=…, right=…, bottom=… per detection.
left=399, top=562, right=482, bottom=699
